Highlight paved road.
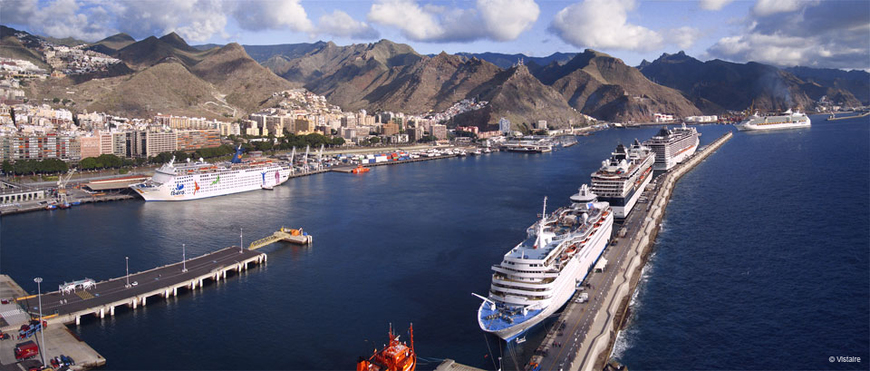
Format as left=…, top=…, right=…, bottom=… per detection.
left=21, top=247, right=262, bottom=319
left=534, top=179, right=660, bottom=371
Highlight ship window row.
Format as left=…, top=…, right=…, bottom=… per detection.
left=490, top=290, right=547, bottom=301
left=492, top=282, right=548, bottom=292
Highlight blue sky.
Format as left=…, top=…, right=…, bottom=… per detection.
left=1, top=0, right=867, bottom=70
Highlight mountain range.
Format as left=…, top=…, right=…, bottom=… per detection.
left=638, top=51, right=865, bottom=112
left=1, top=25, right=866, bottom=129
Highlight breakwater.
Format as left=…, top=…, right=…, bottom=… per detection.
left=579, top=131, right=733, bottom=371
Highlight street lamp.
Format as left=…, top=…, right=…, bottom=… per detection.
left=33, top=277, right=46, bottom=367
left=125, top=257, right=130, bottom=288
left=182, top=243, right=187, bottom=273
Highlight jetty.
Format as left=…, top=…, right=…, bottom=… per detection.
left=15, top=228, right=311, bottom=327
left=531, top=132, right=733, bottom=371
left=826, top=111, right=869, bottom=121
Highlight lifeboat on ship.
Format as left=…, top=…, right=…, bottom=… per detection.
left=357, top=324, right=416, bottom=371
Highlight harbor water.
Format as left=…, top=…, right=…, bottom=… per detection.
left=1, top=118, right=865, bottom=369
left=614, top=115, right=869, bottom=369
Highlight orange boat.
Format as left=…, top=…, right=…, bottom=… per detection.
left=357, top=324, right=416, bottom=371
left=352, top=165, right=370, bottom=174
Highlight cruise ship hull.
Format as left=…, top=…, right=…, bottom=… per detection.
left=478, top=213, right=613, bottom=340
left=131, top=167, right=291, bottom=201
left=599, top=168, right=652, bottom=219
left=734, top=121, right=810, bottom=131
left=652, top=142, right=698, bottom=171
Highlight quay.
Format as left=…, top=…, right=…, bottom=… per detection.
left=531, top=132, right=734, bottom=371
left=0, top=275, right=106, bottom=371
left=826, top=111, right=869, bottom=121
left=17, top=246, right=266, bottom=327
left=330, top=153, right=460, bottom=173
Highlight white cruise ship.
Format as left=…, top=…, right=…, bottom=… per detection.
left=476, top=185, right=613, bottom=341
left=643, top=124, right=700, bottom=171
left=735, top=109, right=811, bottom=131
left=591, top=140, right=655, bottom=218
left=130, top=148, right=291, bottom=201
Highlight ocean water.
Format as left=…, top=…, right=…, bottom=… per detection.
left=2, top=119, right=862, bottom=370
left=614, top=115, right=869, bottom=370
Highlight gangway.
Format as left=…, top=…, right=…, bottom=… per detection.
left=248, top=227, right=312, bottom=250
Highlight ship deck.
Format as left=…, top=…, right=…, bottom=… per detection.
left=480, top=303, right=543, bottom=332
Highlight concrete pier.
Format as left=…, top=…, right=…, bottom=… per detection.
left=17, top=246, right=265, bottom=327
left=532, top=132, right=733, bottom=371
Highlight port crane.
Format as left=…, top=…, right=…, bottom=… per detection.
left=56, top=168, right=76, bottom=207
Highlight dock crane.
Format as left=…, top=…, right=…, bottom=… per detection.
left=56, top=168, right=76, bottom=208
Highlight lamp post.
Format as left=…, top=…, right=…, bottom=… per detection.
left=33, top=277, right=46, bottom=367
left=125, top=256, right=130, bottom=288
left=239, top=227, right=243, bottom=253
left=182, top=243, right=187, bottom=273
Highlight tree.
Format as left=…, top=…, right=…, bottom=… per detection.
left=255, top=141, right=273, bottom=151
left=418, top=135, right=437, bottom=143
left=1, top=160, right=11, bottom=174
left=79, top=157, right=98, bottom=170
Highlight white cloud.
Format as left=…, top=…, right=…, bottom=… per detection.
left=368, top=0, right=445, bottom=41
left=549, top=0, right=663, bottom=52
left=232, top=0, right=313, bottom=33
left=709, top=33, right=811, bottom=66
left=477, top=0, right=539, bottom=41
left=699, top=0, right=734, bottom=11
left=752, top=0, right=804, bottom=16
left=317, top=10, right=379, bottom=39
left=108, top=0, right=230, bottom=43
left=708, top=1, right=869, bottom=69
left=666, top=26, right=701, bottom=49
left=0, top=0, right=117, bottom=41
left=366, top=0, right=538, bottom=42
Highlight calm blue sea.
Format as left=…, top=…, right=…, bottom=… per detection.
left=614, top=115, right=869, bottom=370
left=0, top=117, right=865, bottom=370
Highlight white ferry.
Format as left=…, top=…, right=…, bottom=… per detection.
left=591, top=140, right=655, bottom=219
left=735, top=109, right=811, bottom=131
left=130, top=147, right=291, bottom=201
left=476, top=185, right=613, bottom=341
left=643, top=124, right=700, bottom=171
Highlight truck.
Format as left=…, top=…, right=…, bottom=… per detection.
left=14, top=341, right=39, bottom=361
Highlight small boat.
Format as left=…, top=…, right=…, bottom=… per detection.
left=45, top=204, right=57, bottom=210
left=261, top=185, right=274, bottom=190
left=351, top=165, right=370, bottom=174
left=357, top=324, right=416, bottom=371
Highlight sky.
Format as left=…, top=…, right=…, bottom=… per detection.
left=1, top=0, right=868, bottom=70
